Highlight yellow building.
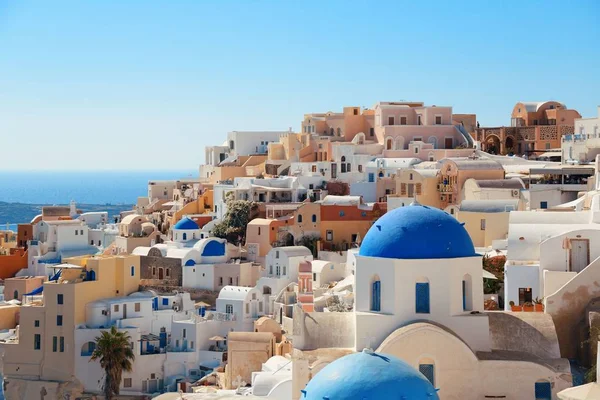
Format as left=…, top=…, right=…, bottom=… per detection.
left=2, top=255, right=141, bottom=396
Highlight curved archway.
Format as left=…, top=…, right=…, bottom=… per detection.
left=484, top=134, right=500, bottom=154
left=427, top=136, right=437, bottom=149
left=505, top=136, right=515, bottom=154
left=386, top=137, right=393, bottom=150
left=81, top=341, right=96, bottom=357
left=394, top=136, right=405, bottom=150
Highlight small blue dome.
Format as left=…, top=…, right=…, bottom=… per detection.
left=359, top=205, right=475, bottom=259
left=302, top=350, right=439, bottom=400
left=173, top=217, right=199, bottom=230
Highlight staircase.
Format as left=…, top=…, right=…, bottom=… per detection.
left=455, top=124, right=475, bottom=148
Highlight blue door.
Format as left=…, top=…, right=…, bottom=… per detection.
left=371, top=281, right=381, bottom=312
left=535, top=382, right=551, bottom=400
left=416, top=283, right=430, bottom=314
left=419, top=364, right=435, bottom=386
left=152, top=297, right=158, bottom=311
left=462, top=280, right=466, bottom=311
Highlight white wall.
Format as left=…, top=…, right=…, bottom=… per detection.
left=543, top=270, right=576, bottom=297
left=504, top=265, right=540, bottom=310
left=354, top=255, right=490, bottom=352
left=350, top=182, right=377, bottom=202
left=227, top=131, right=286, bottom=157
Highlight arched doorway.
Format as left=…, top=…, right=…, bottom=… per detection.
left=505, top=136, right=515, bottom=154
left=484, top=135, right=500, bottom=154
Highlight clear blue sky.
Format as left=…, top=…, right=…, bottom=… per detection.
left=1, top=0, right=598, bottom=170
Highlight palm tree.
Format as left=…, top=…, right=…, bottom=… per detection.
left=90, top=326, right=135, bottom=400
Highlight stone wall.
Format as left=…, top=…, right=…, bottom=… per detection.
left=139, top=283, right=219, bottom=306
left=140, top=255, right=182, bottom=286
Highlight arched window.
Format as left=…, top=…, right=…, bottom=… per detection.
left=330, top=128, right=334, bottom=135
left=13, top=290, right=18, bottom=300
left=312, top=214, right=317, bottom=223
left=89, top=270, right=96, bottom=281
left=81, top=341, right=96, bottom=357
left=418, top=358, right=435, bottom=386
left=341, top=156, right=346, bottom=162
left=371, top=276, right=381, bottom=312
left=535, top=380, right=552, bottom=400
left=297, top=215, right=303, bottom=223
left=337, top=128, right=341, bottom=136
left=462, top=274, right=473, bottom=311
left=130, top=266, right=135, bottom=277
left=182, top=232, right=187, bottom=241
left=386, top=138, right=393, bottom=150
left=415, top=277, right=430, bottom=314
left=428, top=136, right=437, bottom=149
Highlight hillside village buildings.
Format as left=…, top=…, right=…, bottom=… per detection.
left=3, top=99, right=600, bottom=400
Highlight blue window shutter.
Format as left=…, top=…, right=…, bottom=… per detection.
left=368, top=173, right=374, bottom=182
left=419, top=364, right=435, bottom=385
left=416, top=283, right=430, bottom=313
left=535, top=382, right=552, bottom=400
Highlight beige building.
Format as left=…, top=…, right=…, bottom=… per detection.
left=224, top=331, right=276, bottom=389
left=438, top=158, right=505, bottom=208
left=301, top=106, right=375, bottom=143
left=449, top=199, right=523, bottom=247
left=391, top=168, right=441, bottom=208
left=115, top=215, right=160, bottom=254
left=463, top=178, right=525, bottom=201
left=3, top=276, right=45, bottom=302
left=1, top=255, right=141, bottom=398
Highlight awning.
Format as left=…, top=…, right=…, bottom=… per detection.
left=209, top=335, right=225, bottom=341
left=24, top=286, right=44, bottom=296
left=195, top=301, right=211, bottom=308
left=140, top=334, right=161, bottom=341
left=483, top=270, right=498, bottom=280
left=49, top=269, right=62, bottom=281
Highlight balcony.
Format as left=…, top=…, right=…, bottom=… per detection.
left=437, top=184, right=454, bottom=193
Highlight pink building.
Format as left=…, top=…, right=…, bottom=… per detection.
left=374, top=102, right=473, bottom=152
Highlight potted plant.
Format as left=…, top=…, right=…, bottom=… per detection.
left=523, top=301, right=534, bottom=312
left=509, top=301, right=522, bottom=312
left=533, top=297, right=544, bottom=312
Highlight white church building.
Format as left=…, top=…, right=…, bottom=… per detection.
left=352, top=204, right=572, bottom=399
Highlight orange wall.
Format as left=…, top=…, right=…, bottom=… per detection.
left=0, top=249, right=27, bottom=279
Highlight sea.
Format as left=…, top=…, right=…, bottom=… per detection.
left=0, top=169, right=196, bottom=225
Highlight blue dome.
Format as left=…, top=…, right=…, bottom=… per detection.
left=359, top=205, right=475, bottom=259
left=302, top=350, right=439, bottom=400
left=173, top=217, right=199, bottom=230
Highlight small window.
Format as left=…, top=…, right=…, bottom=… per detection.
left=259, top=302, right=263, bottom=312
left=229, top=277, right=233, bottom=285
left=361, top=211, right=367, bottom=217
left=130, top=266, right=135, bottom=276
left=166, top=269, right=170, bottom=277
left=312, top=214, right=317, bottom=223
left=540, top=201, right=548, bottom=209
left=135, top=303, right=140, bottom=312
left=53, top=336, right=57, bottom=352
left=90, top=240, right=94, bottom=245
left=419, top=364, right=435, bottom=385
left=60, top=336, right=64, bottom=352
left=369, top=127, right=374, bottom=137
left=297, top=215, right=303, bottom=223
left=190, top=341, right=194, bottom=349
left=435, top=116, right=442, bottom=125
left=400, top=116, right=407, bottom=125
left=124, top=378, right=132, bottom=388
left=353, top=108, right=358, bottom=115
left=258, top=227, right=261, bottom=235
left=34, top=320, right=40, bottom=327
left=326, top=230, right=333, bottom=241
left=226, top=304, right=233, bottom=314
left=219, top=277, right=223, bottom=286
left=388, top=116, right=395, bottom=125
left=57, top=294, right=64, bottom=305
left=312, top=273, right=316, bottom=281
left=245, top=303, right=249, bottom=314
left=183, top=329, right=186, bottom=338
left=283, top=266, right=287, bottom=275
left=75, top=230, right=78, bottom=235
left=358, top=165, right=363, bottom=172
left=480, top=219, right=486, bottom=230
left=417, top=115, right=422, bottom=125
left=269, top=265, right=273, bottom=274
left=162, top=298, right=169, bottom=306
left=276, top=251, right=279, bottom=259
left=409, top=173, right=413, bottom=180
left=339, top=211, right=345, bottom=217
left=57, top=315, right=63, bottom=326
left=34, top=334, right=41, bottom=350
left=114, top=304, right=119, bottom=312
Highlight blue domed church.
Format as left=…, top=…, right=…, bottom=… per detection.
left=346, top=204, right=570, bottom=399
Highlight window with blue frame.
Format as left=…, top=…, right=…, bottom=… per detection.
left=162, top=298, right=169, bottom=306
left=462, top=280, right=467, bottom=311
left=57, top=315, right=63, bottom=326
left=540, top=201, right=548, bottom=209
left=419, top=364, right=435, bottom=385
left=415, top=282, right=430, bottom=313
left=131, top=266, right=135, bottom=276
left=368, top=173, right=375, bottom=182
left=183, top=232, right=187, bottom=241
left=312, top=214, right=317, bottom=223
left=535, top=381, right=552, bottom=400
left=339, top=211, right=345, bottom=217
left=371, top=280, right=381, bottom=312
left=57, top=294, right=63, bottom=304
